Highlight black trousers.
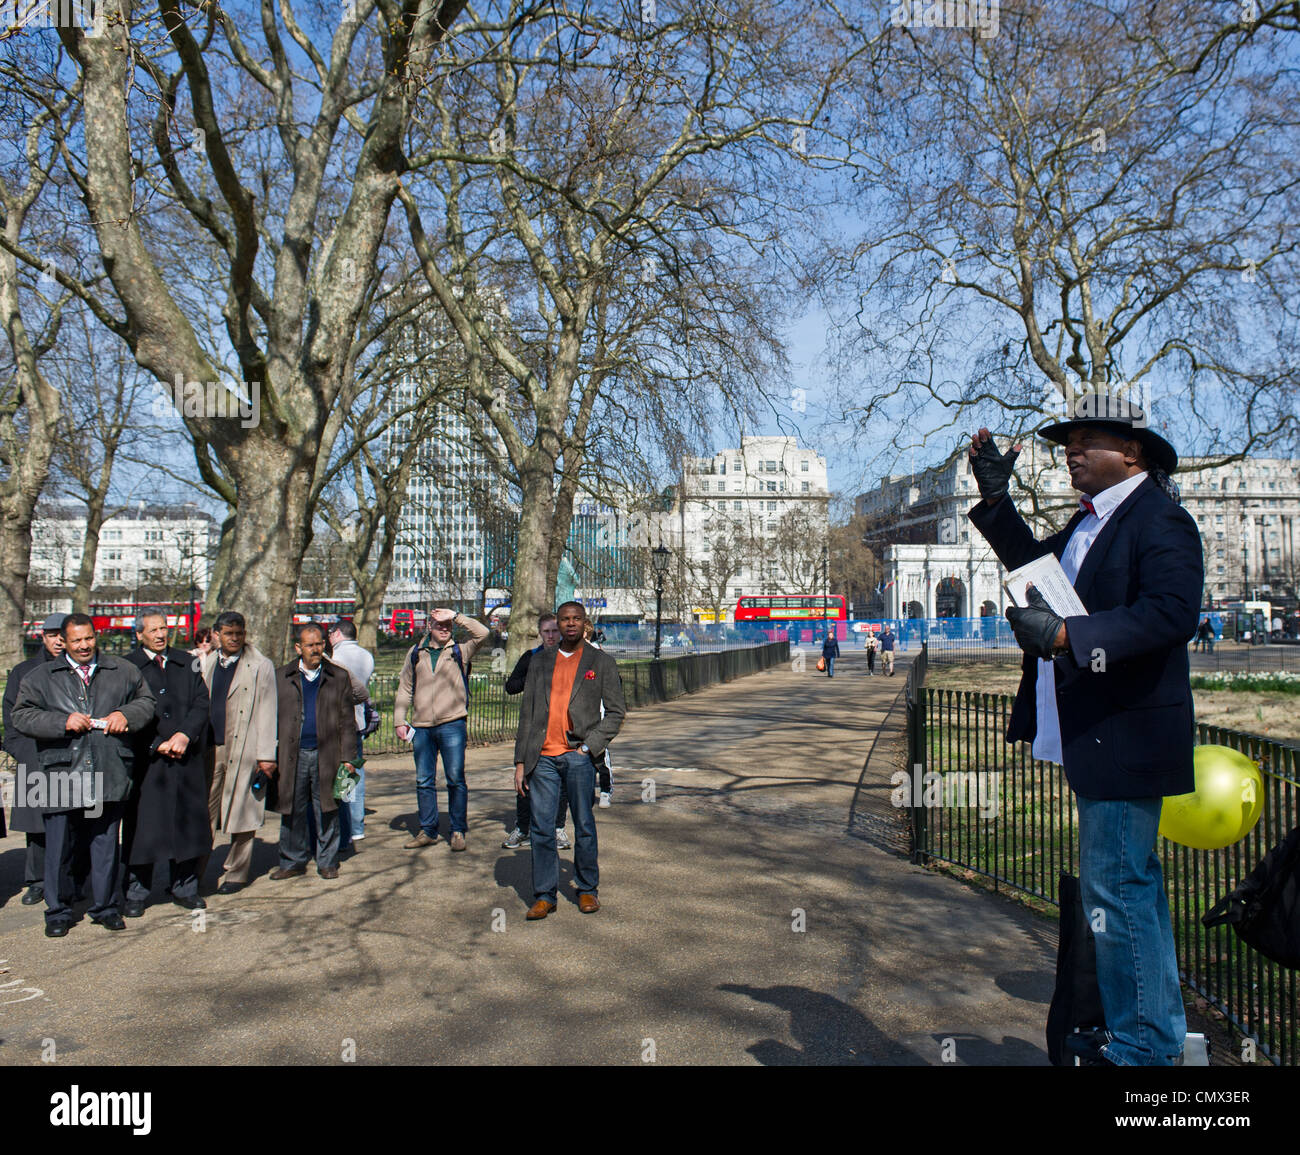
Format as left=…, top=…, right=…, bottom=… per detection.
left=43, top=803, right=122, bottom=924
left=124, top=859, right=200, bottom=902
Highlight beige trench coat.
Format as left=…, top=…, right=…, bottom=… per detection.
left=201, top=644, right=278, bottom=834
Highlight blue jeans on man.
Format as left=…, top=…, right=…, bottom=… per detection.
left=412, top=719, right=468, bottom=837
left=339, top=735, right=365, bottom=847
left=528, top=751, right=598, bottom=902
left=1077, top=795, right=1185, bottom=1066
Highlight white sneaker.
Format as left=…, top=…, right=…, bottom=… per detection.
left=555, top=828, right=572, bottom=851
left=351, top=833, right=365, bottom=841
left=599, top=792, right=611, bottom=808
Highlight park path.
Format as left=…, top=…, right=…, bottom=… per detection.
left=0, top=651, right=1056, bottom=1065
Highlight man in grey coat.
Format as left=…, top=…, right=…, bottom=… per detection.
left=513, top=601, right=625, bottom=919
left=12, top=613, right=155, bottom=936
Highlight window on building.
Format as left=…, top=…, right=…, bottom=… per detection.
left=766, top=481, right=776, bottom=492
left=733, top=588, right=742, bottom=597
left=767, top=501, right=777, bottom=511
left=103, top=568, right=121, bottom=582
left=801, top=460, right=809, bottom=471
left=733, top=459, right=741, bottom=471
left=801, top=482, right=810, bottom=493
left=765, top=460, right=776, bottom=472
left=733, top=500, right=742, bottom=510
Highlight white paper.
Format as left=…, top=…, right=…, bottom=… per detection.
left=1004, top=554, right=1088, bottom=619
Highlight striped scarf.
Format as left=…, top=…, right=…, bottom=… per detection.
left=1148, top=466, right=1181, bottom=504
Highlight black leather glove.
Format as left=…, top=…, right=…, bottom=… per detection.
left=1005, top=585, right=1066, bottom=660
left=969, top=434, right=1020, bottom=503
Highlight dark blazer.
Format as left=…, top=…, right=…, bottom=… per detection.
left=513, top=643, right=626, bottom=775
left=273, top=662, right=363, bottom=816
left=968, top=475, right=1204, bottom=800
left=3, top=649, right=59, bottom=831
left=504, top=645, right=541, bottom=695
left=121, top=646, right=213, bottom=864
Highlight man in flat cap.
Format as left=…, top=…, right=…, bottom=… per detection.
left=967, top=394, right=1202, bottom=1067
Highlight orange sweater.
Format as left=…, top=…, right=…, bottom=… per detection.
left=540, top=647, right=583, bottom=755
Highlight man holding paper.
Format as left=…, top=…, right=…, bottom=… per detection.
left=967, top=394, right=1203, bottom=1067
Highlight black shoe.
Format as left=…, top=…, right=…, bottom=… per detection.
left=123, top=900, right=147, bottom=918
left=215, top=881, right=243, bottom=895
left=21, top=885, right=44, bottom=906
left=45, top=920, right=71, bottom=938
left=93, top=913, right=127, bottom=931
left=173, top=895, right=206, bottom=910
left=1064, top=1029, right=1116, bottom=1066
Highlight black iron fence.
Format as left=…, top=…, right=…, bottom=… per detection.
left=905, top=642, right=1299, bottom=1066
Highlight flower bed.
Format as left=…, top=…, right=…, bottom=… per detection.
left=1190, top=670, right=1300, bottom=694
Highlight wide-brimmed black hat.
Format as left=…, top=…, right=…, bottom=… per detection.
left=1039, top=392, right=1177, bottom=473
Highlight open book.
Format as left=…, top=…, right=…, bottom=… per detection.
left=1004, top=554, right=1088, bottom=618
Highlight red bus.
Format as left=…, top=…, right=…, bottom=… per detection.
left=89, top=601, right=197, bottom=635
left=87, top=598, right=356, bottom=637
left=734, top=594, right=847, bottom=621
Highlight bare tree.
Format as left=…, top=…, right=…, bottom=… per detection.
left=0, top=0, right=472, bottom=662
left=832, top=1, right=1300, bottom=477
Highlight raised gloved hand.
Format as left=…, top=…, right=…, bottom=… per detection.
left=968, top=429, right=1021, bottom=504
left=1005, top=585, right=1066, bottom=660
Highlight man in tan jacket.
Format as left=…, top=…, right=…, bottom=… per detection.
left=394, top=608, right=490, bottom=851
left=199, top=611, right=277, bottom=894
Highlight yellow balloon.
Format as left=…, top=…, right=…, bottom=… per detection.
left=1159, top=745, right=1265, bottom=851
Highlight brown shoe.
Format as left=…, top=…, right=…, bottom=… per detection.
left=450, top=832, right=466, bottom=852
left=269, top=866, right=307, bottom=881
left=404, top=831, right=438, bottom=849
left=317, top=865, right=339, bottom=879
left=578, top=893, right=600, bottom=914
left=526, top=900, right=558, bottom=920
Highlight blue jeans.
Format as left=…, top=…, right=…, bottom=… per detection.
left=824, top=655, right=835, bottom=677
left=528, top=752, right=598, bottom=902
left=412, top=719, right=467, bottom=836
left=339, top=735, right=365, bottom=845
left=1077, top=795, right=1185, bottom=1066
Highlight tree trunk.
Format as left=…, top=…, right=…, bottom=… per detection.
left=218, top=444, right=313, bottom=664
left=203, top=507, right=237, bottom=626
left=506, top=456, right=558, bottom=664
left=71, top=468, right=115, bottom=611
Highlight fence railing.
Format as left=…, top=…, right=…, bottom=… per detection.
left=905, top=641, right=1299, bottom=1066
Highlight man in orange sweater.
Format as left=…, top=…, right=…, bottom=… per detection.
left=513, top=602, right=625, bottom=918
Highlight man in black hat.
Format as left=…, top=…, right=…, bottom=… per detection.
left=3, top=614, right=70, bottom=905
left=966, top=394, right=1202, bottom=1067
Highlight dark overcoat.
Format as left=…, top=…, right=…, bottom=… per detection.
left=3, top=650, right=58, bottom=832
left=122, top=646, right=213, bottom=864
left=273, top=662, right=362, bottom=816
left=968, top=475, right=1204, bottom=800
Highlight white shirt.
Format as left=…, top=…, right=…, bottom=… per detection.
left=218, top=649, right=242, bottom=668
left=299, top=660, right=322, bottom=682
left=1032, top=471, right=1148, bottom=764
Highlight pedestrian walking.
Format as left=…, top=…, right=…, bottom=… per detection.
left=501, top=612, right=567, bottom=849
left=12, top=613, right=156, bottom=937
left=820, top=631, right=839, bottom=678
left=198, top=611, right=278, bottom=894
left=327, top=618, right=374, bottom=850
left=269, top=623, right=365, bottom=880
left=879, top=626, right=896, bottom=676
left=968, top=395, right=1200, bottom=1066
left=865, top=632, right=878, bottom=675
left=121, top=609, right=212, bottom=915
left=514, top=602, right=625, bottom=919
left=395, top=608, right=491, bottom=851
left=3, top=614, right=71, bottom=906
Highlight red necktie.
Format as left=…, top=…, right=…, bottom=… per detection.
left=1081, top=497, right=1096, bottom=516
left=156, top=654, right=166, bottom=669
left=76, top=664, right=92, bottom=685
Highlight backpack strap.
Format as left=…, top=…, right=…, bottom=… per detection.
left=410, top=639, right=471, bottom=710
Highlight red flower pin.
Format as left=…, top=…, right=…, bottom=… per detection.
left=584, top=669, right=596, bottom=680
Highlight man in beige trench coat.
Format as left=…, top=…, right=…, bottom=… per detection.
left=199, top=611, right=278, bottom=894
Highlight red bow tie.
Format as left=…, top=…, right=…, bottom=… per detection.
left=1081, top=497, right=1096, bottom=516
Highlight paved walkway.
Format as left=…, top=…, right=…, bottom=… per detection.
left=0, top=652, right=1057, bottom=1065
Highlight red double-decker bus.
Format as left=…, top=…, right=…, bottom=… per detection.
left=734, top=594, right=847, bottom=622
left=89, top=601, right=198, bottom=635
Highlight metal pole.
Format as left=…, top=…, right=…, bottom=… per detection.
left=654, top=583, right=663, bottom=660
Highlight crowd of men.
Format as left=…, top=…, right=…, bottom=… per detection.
left=1, top=598, right=626, bottom=935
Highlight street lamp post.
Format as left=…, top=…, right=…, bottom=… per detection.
left=189, top=580, right=199, bottom=643
left=651, top=544, right=671, bottom=660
